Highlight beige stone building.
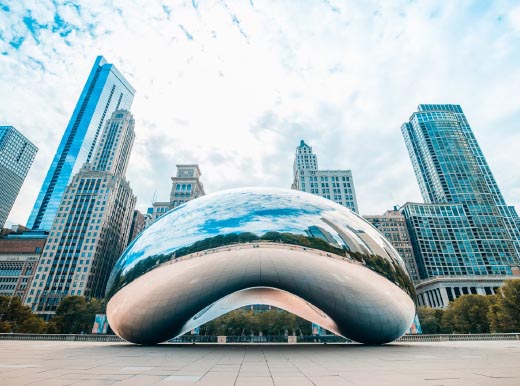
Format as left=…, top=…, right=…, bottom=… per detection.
left=364, top=209, right=419, bottom=283
left=291, top=140, right=358, bottom=213
left=150, top=165, right=205, bottom=222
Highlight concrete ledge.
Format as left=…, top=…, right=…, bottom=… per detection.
left=1, top=333, right=519, bottom=342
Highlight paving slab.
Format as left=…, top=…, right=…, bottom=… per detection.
left=0, top=341, right=519, bottom=386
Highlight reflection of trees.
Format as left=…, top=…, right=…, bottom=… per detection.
left=346, top=251, right=417, bottom=300
left=107, top=231, right=416, bottom=301
left=260, top=231, right=346, bottom=255
left=107, top=233, right=261, bottom=298
left=199, top=307, right=312, bottom=336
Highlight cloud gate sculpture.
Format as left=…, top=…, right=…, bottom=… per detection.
left=106, top=188, right=416, bottom=345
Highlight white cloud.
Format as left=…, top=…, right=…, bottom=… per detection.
left=1, top=0, right=519, bottom=227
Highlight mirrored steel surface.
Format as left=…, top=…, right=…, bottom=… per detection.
left=106, top=188, right=416, bottom=344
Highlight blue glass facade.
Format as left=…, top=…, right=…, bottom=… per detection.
left=27, top=56, right=135, bottom=230
left=25, top=110, right=136, bottom=315
left=0, top=126, right=38, bottom=228
left=402, top=105, right=520, bottom=279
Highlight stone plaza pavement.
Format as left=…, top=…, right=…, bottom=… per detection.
left=0, top=340, right=519, bottom=386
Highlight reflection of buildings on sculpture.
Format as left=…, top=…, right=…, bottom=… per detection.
left=149, top=165, right=205, bottom=222
left=106, top=188, right=416, bottom=345
left=364, top=208, right=419, bottom=283
left=401, top=104, right=520, bottom=307
left=306, top=225, right=339, bottom=247
left=292, top=140, right=359, bottom=213
left=24, top=110, right=137, bottom=317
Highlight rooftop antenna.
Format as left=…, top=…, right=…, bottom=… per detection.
left=152, top=187, right=157, bottom=204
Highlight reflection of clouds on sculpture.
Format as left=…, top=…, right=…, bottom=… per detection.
left=106, top=188, right=416, bottom=345
left=109, top=187, right=407, bottom=290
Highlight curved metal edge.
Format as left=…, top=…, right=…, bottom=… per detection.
left=107, top=243, right=416, bottom=345
left=178, top=286, right=341, bottom=337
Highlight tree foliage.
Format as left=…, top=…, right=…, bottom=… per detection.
left=199, top=308, right=312, bottom=336
left=488, top=280, right=520, bottom=332
left=49, top=296, right=104, bottom=334
left=442, top=295, right=491, bottom=333
left=0, top=296, right=46, bottom=333
left=417, top=306, right=446, bottom=334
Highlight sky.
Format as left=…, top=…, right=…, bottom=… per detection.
left=1, top=0, right=520, bottom=228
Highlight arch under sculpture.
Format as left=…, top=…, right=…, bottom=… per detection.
left=105, top=188, right=416, bottom=344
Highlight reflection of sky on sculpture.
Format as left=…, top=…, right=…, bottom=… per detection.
left=108, top=188, right=407, bottom=287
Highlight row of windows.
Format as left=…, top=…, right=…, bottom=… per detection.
left=175, top=184, right=192, bottom=190
left=300, top=174, right=351, bottom=182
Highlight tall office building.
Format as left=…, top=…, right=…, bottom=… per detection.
left=28, top=56, right=135, bottom=230
left=150, top=165, right=205, bottom=222
left=292, top=140, right=358, bottom=213
left=0, top=126, right=38, bottom=228
left=364, top=208, right=419, bottom=283
left=25, top=110, right=136, bottom=316
left=401, top=104, right=520, bottom=307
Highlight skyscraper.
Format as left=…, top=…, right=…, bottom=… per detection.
left=150, top=165, right=205, bottom=222
left=0, top=126, right=38, bottom=228
left=25, top=110, right=136, bottom=316
left=292, top=140, right=358, bottom=213
left=27, top=56, right=135, bottom=230
left=401, top=104, right=520, bottom=307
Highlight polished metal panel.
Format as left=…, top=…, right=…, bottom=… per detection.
left=106, top=188, right=416, bottom=344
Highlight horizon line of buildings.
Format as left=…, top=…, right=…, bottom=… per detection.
left=1, top=56, right=519, bottom=316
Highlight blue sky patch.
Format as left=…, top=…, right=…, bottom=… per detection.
left=52, top=12, right=75, bottom=37
left=23, top=11, right=49, bottom=44
left=9, top=36, right=24, bottom=49
left=179, top=25, right=193, bottom=40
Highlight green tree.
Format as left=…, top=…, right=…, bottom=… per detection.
left=442, top=295, right=491, bottom=333
left=18, top=316, right=46, bottom=334
left=498, top=279, right=520, bottom=332
left=487, top=294, right=504, bottom=333
left=0, top=296, right=46, bottom=333
left=198, top=307, right=312, bottom=336
left=417, top=306, right=445, bottom=334
left=50, top=296, right=104, bottom=334
left=488, top=279, right=520, bottom=332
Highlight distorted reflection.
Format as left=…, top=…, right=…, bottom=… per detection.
left=106, top=188, right=416, bottom=345
left=107, top=188, right=414, bottom=298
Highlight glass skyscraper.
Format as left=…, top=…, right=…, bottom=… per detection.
left=25, top=110, right=137, bottom=315
left=27, top=56, right=135, bottom=230
left=401, top=104, right=519, bottom=279
left=0, top=126, right=38, bottom=228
